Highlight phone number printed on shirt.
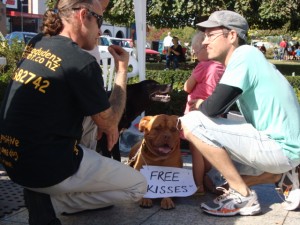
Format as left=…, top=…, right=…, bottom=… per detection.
left=13, top=68, right=50, bottom=94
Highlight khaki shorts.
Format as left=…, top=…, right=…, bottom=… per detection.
left=179, top=111, right=297, bottom=175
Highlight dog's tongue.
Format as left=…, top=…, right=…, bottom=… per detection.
left=158, top=146, right=171, bottom=154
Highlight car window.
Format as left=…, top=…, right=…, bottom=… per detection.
left=100, top=37, right=109, bottom=46
left=10, top=33, right=22, bottom=41
left=111, top=39, right=123, bottom=46
left=24, top=34, right=35, bottom=44
left=123, top=41, right=130, bottom=48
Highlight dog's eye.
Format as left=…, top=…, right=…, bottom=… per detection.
left=170, top=127, right=177, bottom=132
left=154, top=127, right=161, bottom=131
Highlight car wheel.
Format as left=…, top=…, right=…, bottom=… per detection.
left=156, top=55, right=161, bottom=63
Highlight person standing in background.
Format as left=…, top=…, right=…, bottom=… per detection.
left=279, top=38, right=287, bottom=60
left=130, top=22, right=138, bottom=59
left=163, top=31, right=173, bottom=53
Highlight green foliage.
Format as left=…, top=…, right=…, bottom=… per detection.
left=0, top=40, right=24, bottom=82
left=294, top=88, right=300, bottom=103
left=102, top=0, right=300, bottom=32
left=286, top=76, right=300, bottom=89
left=45, top=0, right=55, bottom=10
left=1, top=38, right=300, bottom=114
left=0, top=40, right=25, bottom=105
left=45, top=0, right=300, bottom=33
left=147, top=27, right=197, bottom=45
left=143, top=73, right=300, bottom=116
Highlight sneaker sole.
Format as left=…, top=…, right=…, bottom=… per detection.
left=201, top=204, right=261, bottom=216
left=282, top=189, right=300, bottom=211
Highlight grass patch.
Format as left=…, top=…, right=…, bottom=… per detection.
left=270, top=60, right=300, bottom=76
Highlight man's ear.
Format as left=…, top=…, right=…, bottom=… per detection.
left=229, top=30, right=239, bottom=44
left=78, top=8, right=89, bottom=25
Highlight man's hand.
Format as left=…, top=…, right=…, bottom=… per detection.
left=106, top=126, right=119, bottom=151
left=188, top=98, right=204, bottom=111
left=97, top=126, right=119, bottom=151
left=108, top=45, right=129, bottom=73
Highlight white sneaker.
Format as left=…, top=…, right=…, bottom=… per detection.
left=201, top=187, right=261, bottom=216
left=275, top=166, right=300, bottom=210
left=164, top=68, right=169, bottom=71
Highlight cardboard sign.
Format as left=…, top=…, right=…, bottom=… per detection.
left=140, top=165, right=197, bottom=198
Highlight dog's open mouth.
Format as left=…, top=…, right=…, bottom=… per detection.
left=151, top=94, right=171, bottom=103
left=149, top=84, right=172, bottom=103
left=157, top=144, right=172, bottom=154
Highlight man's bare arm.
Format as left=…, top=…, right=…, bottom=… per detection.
left=91, top=45, right=129, bottom=150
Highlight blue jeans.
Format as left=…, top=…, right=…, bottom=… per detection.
left=166, top=55, right=179, bottom=69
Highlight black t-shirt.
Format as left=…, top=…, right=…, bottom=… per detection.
left=0, top=34, right=110, bottom=188
left=170, top=45, right=184, bottom=62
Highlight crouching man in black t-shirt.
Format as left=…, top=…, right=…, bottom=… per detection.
left=0, top=1, right=147, bottom=224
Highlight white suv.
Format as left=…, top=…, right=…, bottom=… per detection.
left=98, top=35, right=134, bottom=56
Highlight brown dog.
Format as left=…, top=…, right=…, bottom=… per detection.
left=128, top=114, right=183, bottom=209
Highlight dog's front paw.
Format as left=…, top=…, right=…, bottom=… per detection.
left=139, top=198, right=153, bottom=208
left=161, top=197, right=175, bottom=210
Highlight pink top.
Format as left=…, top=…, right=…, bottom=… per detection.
left=184, top=60, right=225, bottom=114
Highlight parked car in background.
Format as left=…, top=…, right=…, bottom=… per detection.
left=250, top=39, right=276, bottom=49
left=151, top=40, right=167, bottom=61
left=5, top=31, right=37, bottom=45
left=98, top=35, right=133, bottom=56
left=145, top=42, right=161, bottom=62
left=125, top=39, right=161, bottom=62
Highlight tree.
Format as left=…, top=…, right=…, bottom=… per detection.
left=46, top=0, right=300, bottom=32
left=147, top=27, right=197, bottom=44
left=106, top=0, right=300, bottom=32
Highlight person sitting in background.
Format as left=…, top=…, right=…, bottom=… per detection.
left=259, top=44, right=266, bottom=55
left=165, top=36, right=184, bottom=70
left=273, top=47, right=279, bottom=60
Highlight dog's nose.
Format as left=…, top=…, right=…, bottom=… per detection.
left=167, top=84, right=173, bottom=91
left=163, top=133, right=171, bottom=140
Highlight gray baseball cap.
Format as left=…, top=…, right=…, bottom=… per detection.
left=196, top=10, right=249, bottom=42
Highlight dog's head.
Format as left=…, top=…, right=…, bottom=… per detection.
left=128, top=80, right=172, bottom=103
left=118, top=80, right=172, bottom=130
left=138, top=114, right=180, bottom=157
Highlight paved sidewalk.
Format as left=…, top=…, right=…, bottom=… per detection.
left=1, top=154, right=299, bottom=225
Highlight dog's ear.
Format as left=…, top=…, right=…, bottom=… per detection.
left=139, top=116, right=153, bottom=132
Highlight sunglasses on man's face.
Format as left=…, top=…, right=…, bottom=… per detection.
left=87, top=9, right=103, bottom=28
left=72, top=7, right=103, bottom=28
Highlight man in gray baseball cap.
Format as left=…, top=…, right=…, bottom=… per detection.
left=197, top=10, right=249, bottom=42
left=179, top=10, right=300, bottom=217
